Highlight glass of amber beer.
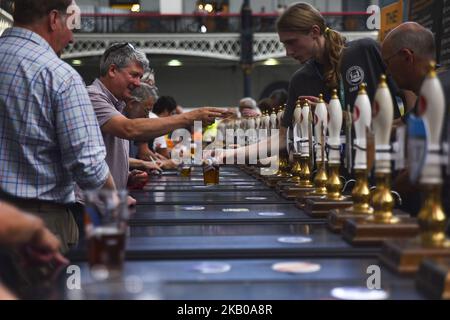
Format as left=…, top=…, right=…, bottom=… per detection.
left=179, top=162, right=192, bottom=177
left=203, top=158, right=220, bottom=185
left=84, top=190, right=129, bottom=280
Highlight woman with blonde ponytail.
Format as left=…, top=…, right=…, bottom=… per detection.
left=212, top=3, right=404, bottom=173
left=277, top=2, right=403, bottom=128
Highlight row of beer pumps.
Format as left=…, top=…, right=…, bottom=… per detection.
left=225, top=62, right=449, bottom=280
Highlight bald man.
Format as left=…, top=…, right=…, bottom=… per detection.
left=381, top=22, right=450, bottom=120
left=381, top=22, right=450, bottom=217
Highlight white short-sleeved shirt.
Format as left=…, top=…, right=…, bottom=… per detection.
left=149, top=112, right=167, bottom=149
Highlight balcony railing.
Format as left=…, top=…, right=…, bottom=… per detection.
left=75, top=12, right=371, bottom=34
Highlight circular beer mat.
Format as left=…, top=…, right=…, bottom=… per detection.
left=193, top=262, right=231, bottom=274
left=277, top=236, right=312, bottom=244
left=161, top=171, right=178, bottom=176
left=258, top=212, right=285, bottom=217
left=182, top=206, right=205, bottom=211
left=330, top=287, right=389, bottom=300
left=272, top=261, right=321, bottom=274
left=222, top=208, right=250, bottom=213
left=245, top=197, right=267, bottom=200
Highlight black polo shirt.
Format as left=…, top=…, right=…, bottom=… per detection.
left=282, top=37, right=402, bottom=128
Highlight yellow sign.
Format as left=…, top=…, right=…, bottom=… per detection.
left=380, top=1, right=403, bottom=41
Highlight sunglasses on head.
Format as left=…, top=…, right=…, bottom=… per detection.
left=103, top=42, right=136, bottom=61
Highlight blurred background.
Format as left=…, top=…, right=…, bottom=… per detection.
left=4, top=1, right=446, bottom=110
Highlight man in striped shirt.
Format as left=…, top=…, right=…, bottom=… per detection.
left=0, top=0, right=115, bottom=252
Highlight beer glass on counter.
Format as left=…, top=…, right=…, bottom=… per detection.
left=176, top=144, right=192, bottom=177
left=180, top=165, right=192, bottom=177
left=203, top=158, right=220, bottom=185
left=84, top=190, right=129, bottom=280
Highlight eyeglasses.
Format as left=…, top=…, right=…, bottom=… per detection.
left=383, top=48, right=414, bottom=66
left=103, top=42, right=136, bottom=61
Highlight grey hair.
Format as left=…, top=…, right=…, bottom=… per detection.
left=142, top=68, right=155, bottom=82
left=386, top=23, right=436, bottom=59
left=131, top=83, right=159, bottom=102
left=239, top=97, right=257, bottom=109
left=99, top=43, right=149, bottom=77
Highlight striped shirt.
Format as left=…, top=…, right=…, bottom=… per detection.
left=87, top=79, right=129, bottom=190
left=0, top=27, right=109, bottom=204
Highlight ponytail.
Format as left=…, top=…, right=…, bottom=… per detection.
left=323, top=28, right=345, bottom=89
left=277, top=3, right=346, bottom=89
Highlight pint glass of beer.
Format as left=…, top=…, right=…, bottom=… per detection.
left=179, top=163, right=192, bottom=177
left=84, top=190, right=129, bottom=280
left=203, top=158, right=220, bottom=185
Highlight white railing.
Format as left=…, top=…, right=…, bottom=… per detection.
left=63, top=31, right=378, bottom=61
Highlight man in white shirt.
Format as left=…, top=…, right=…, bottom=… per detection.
left=149, top=111, right=169, bottom=154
